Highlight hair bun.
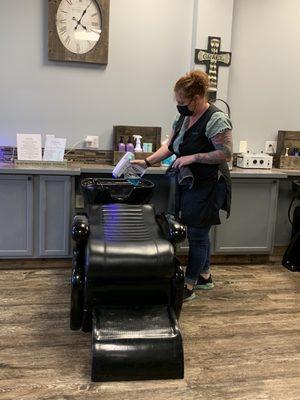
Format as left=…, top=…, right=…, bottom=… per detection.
left=174, top=70, right=210, bottom=98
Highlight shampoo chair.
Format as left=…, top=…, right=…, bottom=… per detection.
left=70, top=178, right=186, bottom=381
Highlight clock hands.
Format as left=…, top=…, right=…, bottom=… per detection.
left=72, top=17, right=89, bottom=31
left=71, top=1, right=100, bottom=40
left=72, top=17, right=100, bottom=35
left=72, top=16, right=82, bottom=29
left=74, top=1, right=93, bottom=30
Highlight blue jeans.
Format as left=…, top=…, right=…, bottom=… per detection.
left=185, top=225, right=211, bottom=286
left=185, top=180, right=226, bottom=286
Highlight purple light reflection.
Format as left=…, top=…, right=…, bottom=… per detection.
left=102, top=204, right=126, bottom=239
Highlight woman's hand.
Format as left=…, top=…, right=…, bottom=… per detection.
left=130, top=159, right=148, bottom=168
left=172, top=155, right=195, bottom=169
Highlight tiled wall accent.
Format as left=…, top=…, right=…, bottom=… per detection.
left=63, top=149, right=113, bottom=164
left=0, top=146, right=238, bottom=166
left=0, top=147, right=15, bottom=163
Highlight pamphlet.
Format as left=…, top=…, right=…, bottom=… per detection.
left=17, top=133, right=42, bottom=161
left=43, top=135, right=66, bottom=162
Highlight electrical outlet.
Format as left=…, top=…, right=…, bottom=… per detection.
left=85, top=136, right=99, bottom=148
left=265, top=141, right=277, bottom=154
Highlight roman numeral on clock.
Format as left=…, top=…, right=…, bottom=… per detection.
left=59, top=26, right=67, bottom=34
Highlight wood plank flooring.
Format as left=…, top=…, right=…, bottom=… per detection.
left=0, top=264, right=299, bottom=400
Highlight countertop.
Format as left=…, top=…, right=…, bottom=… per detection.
left=0, top=162, right=81, bottom=176
left=0, top=162, right=300, bottom=178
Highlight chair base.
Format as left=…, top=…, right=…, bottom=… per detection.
left=91, top=305, right=184, bottom=381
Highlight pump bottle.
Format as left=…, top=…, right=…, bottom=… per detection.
left=118, top=136, right=126, bottom=152
left=126, top=136, right=134, bottom=153
left=133, top=135, right=143, bottom=152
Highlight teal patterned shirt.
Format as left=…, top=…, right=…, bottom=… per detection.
left=172, top=111, right=232, bottom=154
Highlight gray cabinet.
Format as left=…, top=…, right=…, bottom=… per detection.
left=213, top=179, right=279, bottom=254
left=38, top=176, right=72, bottom=257
left=0, top=174, right=73, bottom=259
left=0, top=175, right=33, bottom=257
left=176, top=179, right=279, bottom=255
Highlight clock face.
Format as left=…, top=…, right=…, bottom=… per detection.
left=56, top=0, right=102, bottom=55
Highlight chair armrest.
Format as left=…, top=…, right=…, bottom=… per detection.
left=156, top=213, right=186, bottom=244
left=72, top=214, right=90, bottom=244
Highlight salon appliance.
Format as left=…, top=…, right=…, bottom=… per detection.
left=237, top=152, right=273, bottom=169
left=70, top=178, right=186, bottom=381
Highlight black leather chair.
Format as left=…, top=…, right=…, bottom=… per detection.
left=71, top=178, right=186, bottom=381
left=282, top=180, right=300, bottom=272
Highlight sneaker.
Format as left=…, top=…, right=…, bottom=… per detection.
left=195, top=274, right=214, bottom=290
left=183, top=286, right=196, bottom=302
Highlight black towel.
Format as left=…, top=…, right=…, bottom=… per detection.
left=165, top=164, right=194, bottom=189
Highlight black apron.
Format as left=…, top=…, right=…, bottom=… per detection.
left=168, top=105, right=231, bottom=228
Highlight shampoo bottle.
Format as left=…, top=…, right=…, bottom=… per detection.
left=118, top=136, right=126, bottom=152
left=126, top=136, right=134, bottom=153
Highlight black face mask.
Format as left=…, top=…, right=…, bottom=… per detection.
left=176, top=104, right=194, bottom=117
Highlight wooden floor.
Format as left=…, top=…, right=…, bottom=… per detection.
left=0, top=264, right=299, bottom=400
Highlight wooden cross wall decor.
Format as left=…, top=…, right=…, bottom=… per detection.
left=195, top=36, right=232, bottom=101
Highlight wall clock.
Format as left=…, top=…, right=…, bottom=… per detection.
left=48, top=0, right=109, bottom=64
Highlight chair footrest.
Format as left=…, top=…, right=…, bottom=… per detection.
left=91, top=305, right=184, bottom=381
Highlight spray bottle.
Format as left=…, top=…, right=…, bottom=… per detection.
left=133, top=135, right=143, bottom=152
left=112, top=151, right=146, bottom=185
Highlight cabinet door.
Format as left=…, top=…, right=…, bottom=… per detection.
left=0, top=175, right=33, bottom=257
left=38, top=176, right=71, bottom=257
left=213, top=179, right=279, bottom=254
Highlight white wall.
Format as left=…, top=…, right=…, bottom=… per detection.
left=4, top=0, right=299, bottom=155
left=228, top=0, right=300, bottom=152
left=194, top=0, right=234, bottom=102
left=0, top=0, right=194, bottom=149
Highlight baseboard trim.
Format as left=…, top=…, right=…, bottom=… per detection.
left=177, top=246, right=287, bottom=266
left=0, top=259, right=72, bottom=270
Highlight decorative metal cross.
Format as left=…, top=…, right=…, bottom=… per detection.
left=195, top=36, right=232, bottom=101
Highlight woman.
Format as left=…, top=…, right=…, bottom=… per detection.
left=132, top=70, right=232, bottom=301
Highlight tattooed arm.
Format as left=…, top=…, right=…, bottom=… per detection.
left=194, top=130, right=233, bottom=164
left=172, top=130, right=232, bottom=168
